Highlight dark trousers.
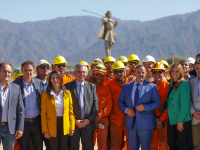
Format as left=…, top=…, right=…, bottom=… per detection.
left=167, top=120, right=191, bottom=150
left=49, top=117, right=69, bottom=150
left=68, top=126, right=94, bottom=150
left=186, top=124, right=193, bottom=150
left=18, top=118, right=43, bottom=150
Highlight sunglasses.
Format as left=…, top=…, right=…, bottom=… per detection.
left=39, top=66, right=49, bottom=69
left=55, top=64, right=66, bottom=68
left=93, top=60, right=102, bottom=63
left=152, top=71, right=163, bottom=74
left=129, top=62, right=139, bottom=65
left=105, top=63, right=114, bottom=66
left=124, top=63, right=127, bottom=66
left=114, top=70, right=124, bottom=74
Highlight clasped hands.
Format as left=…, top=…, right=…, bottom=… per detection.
left=75, top=119, right=90, bottom=128
left=126, top=104, right=145, bottom=117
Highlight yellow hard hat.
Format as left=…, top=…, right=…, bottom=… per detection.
left=128, top=54, right=140, bottom=64
left=13, top=67, right=23, bottom=79
left=104, top=56, right=116, bottom=65
left=91, top=58, right=103, bottom=66
left=79, top=61, right=90, bottom=71
left=53, top=55, right=67, bottom=65
left=151, top=62, right=165, bottom=72
left=92, top=64, right=106, bottom=73
left=118, top=56, right=128, bottom=63
left=160, top=60, right=169, bottom=71
left=112, top=61, right=125, bottom=71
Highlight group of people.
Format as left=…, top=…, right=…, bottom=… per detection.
left=0, top=53, right=199, bottom=150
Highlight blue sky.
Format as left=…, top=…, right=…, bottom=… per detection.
left=1, top=0, right=200, bottom=23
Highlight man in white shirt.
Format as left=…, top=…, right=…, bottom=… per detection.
left=0, top=62, right=24, bottom=150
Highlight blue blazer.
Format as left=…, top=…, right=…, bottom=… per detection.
left=0, top=82, right=24, bottom=134
left=118, top=80, right=161, bottom=130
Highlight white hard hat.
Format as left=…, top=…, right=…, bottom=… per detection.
left=186, top=57, right=195, bottom=64
left=142, top=55, right=156, bottom=63
left=36, top=59, right=50, bottom=67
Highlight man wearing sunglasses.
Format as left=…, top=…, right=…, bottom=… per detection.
left=108, top=61, right=133, bottom=150
left=118, top=64, right=160, bottom=150
left=150, top=62, right=169, bottom=150
left=143, top=55, right=156, bottom=82
left=126, top=54, right=140, bottom=80
left=36, top=59, right=50, bottom=93
left=92, top=64, right=112, bottom=150
left=104, top=56, right=116, bottom=85
left=52, top=55, right=75, bottom=84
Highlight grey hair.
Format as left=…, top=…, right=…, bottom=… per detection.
left=74, top=64, right=88, bottom=72
left=135, top=64, right=146, bottom=72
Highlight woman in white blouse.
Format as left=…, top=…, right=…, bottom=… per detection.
left=41, top=70, right=75, bottom=150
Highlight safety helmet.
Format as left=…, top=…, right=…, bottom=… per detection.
left=36, top=59, right=50, bottom=67
left=142, top=55, right=156, bottom=63
left=160, top=60, right=169, bottom=71
left=78, top=61, right=90, bottom=71
left=104, top=56, right=116, bottom=65
left=112, top=61, right=125, bottom=71
left=151, top=62, right=165, bottom=72
left=118, top=56, right=128, bottom=63
left=92, top=64, right=106, bottom=73
left=53, top=55, right=67, bottom=65
left=128, top=54, right=140, bottom=64
left=91, top=58, right=103, bottom=65
left=13, top=67, right=23, bottom=80
left=186, top=57, right=195, bottom=64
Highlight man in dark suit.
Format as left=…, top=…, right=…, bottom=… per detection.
left=118, top=64, right=161, bottom=150
left=65, top=63, right=98, bottom=150
left=0, top=62, right=24, bottom=150
left=13, top=60, right=43, bottom=150
left=189, top=53, right=200, bottom=76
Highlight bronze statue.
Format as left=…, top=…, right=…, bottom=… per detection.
left=82, top=9, right=133, bottom=57
left=98, top=11, right=118, bottom=56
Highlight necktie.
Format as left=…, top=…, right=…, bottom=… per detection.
left=79, top=84, right=85, bottom=119
left=134, top=83, right=139, bottom=108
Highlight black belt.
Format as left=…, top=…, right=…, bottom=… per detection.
left=25, top=115, right=40, bottom=122
left=57, top=116, right=63, bottom=119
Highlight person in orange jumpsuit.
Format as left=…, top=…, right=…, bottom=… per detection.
left=52, top=55, right=75, bottom=84
left=150, top=62, right=169, bottom=150
left=92, top=64, right=112, bottom=150
left=108, top=61, right=134, bottom=150
left=126, top=54, right=140, bottom=80
left=104, top=56, right=116, bottom=85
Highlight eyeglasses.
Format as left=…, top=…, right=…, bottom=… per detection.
left=152, top=71, right=163, bottom=74
left=104, top=62, right=114, bottom=66
left=129, top=62, right=139, bottom=65
left=39, top=66, right=49, bottom=69
left=114, top=70, right=124, bottom=74
left=55, top=64, right=66, bottom=68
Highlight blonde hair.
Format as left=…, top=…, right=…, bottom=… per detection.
left=169, top=63, right=185, bottom=90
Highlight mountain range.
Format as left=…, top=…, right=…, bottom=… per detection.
left=0, top=10, right=200, bottom=66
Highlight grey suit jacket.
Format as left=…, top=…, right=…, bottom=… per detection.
left=0, top=82, right=24, bottom=134
left=65, top=80, right=98, bottom=130
left=190, top=77, right=200, bottom=124
left=13, top=77, right=42, bottom=112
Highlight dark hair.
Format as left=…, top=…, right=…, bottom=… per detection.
left=169, top=64, right=184, bottom=90
left=196, top=53, right=200, bottom=59
left=46, top=70, right=67, bottom=99
left=195, top=59, right=200, bottom=65
left=21, top=60, right=35, bottom=69
left=179, top=60, right=189, bottom=64
left=0, top=62, right=12, bottom=71
left=135, top=64, right=146, bottom=72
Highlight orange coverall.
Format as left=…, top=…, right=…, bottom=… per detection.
left=150, top=80, right=169, bottom=150
left=63, top=74, right=76, bottom=84
left=108, top=77, right=133, bottom=150
left=93, top=83, right=112, bottom=150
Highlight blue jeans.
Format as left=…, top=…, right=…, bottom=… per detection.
left=0, top=124, right=16, bottom=150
